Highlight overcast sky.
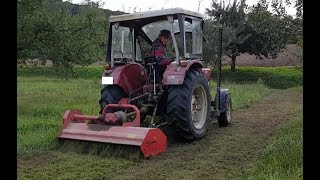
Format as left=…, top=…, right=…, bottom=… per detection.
left=69, top=0, right=296, bottom=17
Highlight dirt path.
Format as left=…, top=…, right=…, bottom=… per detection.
left=17, top=87, right=302, bottom=179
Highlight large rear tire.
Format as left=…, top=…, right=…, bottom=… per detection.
left=99, top=85, right=127, bottom=114
left=167, top=69, right=211, bottom=140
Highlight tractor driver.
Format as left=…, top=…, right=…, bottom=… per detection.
left=149, top=29, right=172, bottom=66
left=148, top=29, right=173, bottom=82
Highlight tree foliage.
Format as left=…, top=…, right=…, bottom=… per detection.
left=205, top=0, right=303, bottom=71
left=17, top=0, right=124, bottom=78
left=206, top=0, right=248, bottom=71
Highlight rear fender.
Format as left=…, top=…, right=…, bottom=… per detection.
left=103, top=63, right=148, bottom=95
left=162, top=60, right=211, bottom=85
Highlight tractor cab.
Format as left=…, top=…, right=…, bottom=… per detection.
left=106, top=8, right=205, bottom=69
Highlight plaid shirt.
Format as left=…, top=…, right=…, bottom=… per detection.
left=150, top=38, right=171, bottom=65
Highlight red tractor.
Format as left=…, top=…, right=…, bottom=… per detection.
left=59, top=8, right=232, bottom=158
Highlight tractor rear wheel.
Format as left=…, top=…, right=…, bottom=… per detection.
left=167, top=69, right=211, bottom=140
left=99, top=85, right=126, bottom=114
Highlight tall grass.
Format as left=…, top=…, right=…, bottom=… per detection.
left=210, top=80, right=271, bottom=110
left=220, top=66, right=303, bottom=89
left=244, top=108, right=303, bottom=179
left=17, top=77, right=102, bottom=155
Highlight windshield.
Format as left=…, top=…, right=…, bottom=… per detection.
left=142, top=20, right=179, bottom=41
left=141, top=18, right=203, bottom=59
left=142, top=20, right=179, bottom=58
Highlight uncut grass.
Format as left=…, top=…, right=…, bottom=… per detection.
left=220, top=66, right=302, bottom=89
left=243, top=109, right=303, bottom=180
left=17, top=77, right=101, bottom=155
left=210, top=79, right=272, bottom=110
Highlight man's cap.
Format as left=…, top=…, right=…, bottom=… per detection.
left=160, top=30, right=171, bottom=38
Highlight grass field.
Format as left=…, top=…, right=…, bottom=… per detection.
left=17, top=65, right=303, bottom=179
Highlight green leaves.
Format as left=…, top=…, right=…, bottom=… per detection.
left=204, top=0, right=303, bottom=71
left=17, top=0, right=108, bottom=78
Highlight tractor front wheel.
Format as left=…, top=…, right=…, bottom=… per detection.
left=167, top=69, right=211, bottom=140
left=99, top=85, right=127, bottom=114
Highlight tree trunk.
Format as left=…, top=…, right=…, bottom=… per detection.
left=231, top=55, right=236, bottom=72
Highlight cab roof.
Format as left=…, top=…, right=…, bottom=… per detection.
left=109, top=8, right=203, bottom=23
